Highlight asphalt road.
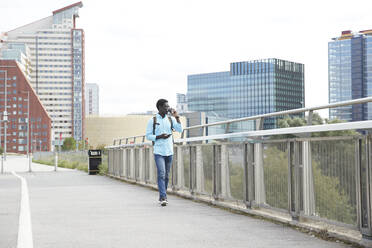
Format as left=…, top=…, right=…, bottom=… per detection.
left=0, top=156, right=352, bottom=248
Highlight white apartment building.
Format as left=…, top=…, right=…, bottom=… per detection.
left=0, top=2, right=85, bottom=142
left=85, top=83, right=99, bottom=116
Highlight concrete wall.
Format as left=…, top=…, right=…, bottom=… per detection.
left=85, top=115, right=186, bottom=148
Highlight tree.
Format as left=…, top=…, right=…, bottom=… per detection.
left=263, top=145, right=356, bottom=224
left=273, top=113, right=358, bottom=224
left=277, top=113, right=358, bottom=138
left=62, top=137, right=76, bottom=151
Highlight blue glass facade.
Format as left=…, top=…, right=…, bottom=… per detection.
left=188, top=58, right=304, bottom=129
left=329, top=30, right=372, bottom=121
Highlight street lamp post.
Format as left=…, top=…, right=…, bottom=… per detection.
left=0, top=70, right=8, bottom=161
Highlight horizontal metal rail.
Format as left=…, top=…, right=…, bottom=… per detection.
left=106, top=120, right=372, bottom=149
left=111, top=96, right=372, bottom=146
left=182, top=96, right=372, bottom=131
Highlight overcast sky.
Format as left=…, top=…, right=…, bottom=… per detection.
left=1, top=0, right=371, bottom=117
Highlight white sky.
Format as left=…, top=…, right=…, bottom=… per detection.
left=0, top=0, right=371, bottom=117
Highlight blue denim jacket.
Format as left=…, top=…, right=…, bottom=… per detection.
left=146, top=113, right=183, bottom=156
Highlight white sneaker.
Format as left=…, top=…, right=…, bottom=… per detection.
left=160, top=198, right=167, bottom=206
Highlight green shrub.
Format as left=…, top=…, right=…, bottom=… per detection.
left=98, top=162, right=108, bottom=175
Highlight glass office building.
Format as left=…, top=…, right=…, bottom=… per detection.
left=329, top=30, right=372, bottom=121
left=188, top=58, right=304, bottom=130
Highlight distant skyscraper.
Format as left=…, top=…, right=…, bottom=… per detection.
left=176, top=93, right=188, bottom=113
left=0, top=2, right=85, bottom=142
left=329, top=30, right=372, bottom=121
left=187, top=58, right=304, bottom=129
left=85, top=83, right=99, bottom=116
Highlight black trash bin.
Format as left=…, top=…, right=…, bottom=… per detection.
left=88, top=149, right=102, bottom=175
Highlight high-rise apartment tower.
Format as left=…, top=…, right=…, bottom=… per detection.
left=0, top=2, right=85, bottom=142
left=329, top=30, right=372, bottom=121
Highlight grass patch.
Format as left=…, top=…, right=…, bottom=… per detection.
left=33, top=158, right=88, bottom=172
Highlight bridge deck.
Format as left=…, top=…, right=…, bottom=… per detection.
left=0, top=156, right=350, bottom=248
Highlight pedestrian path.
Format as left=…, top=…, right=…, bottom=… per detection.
left=0, top=156, right=352, bottom=248
left=1, top=155, right=72, bottom=173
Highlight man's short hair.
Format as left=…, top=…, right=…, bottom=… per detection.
left=156, top=99, right=168, bottom=110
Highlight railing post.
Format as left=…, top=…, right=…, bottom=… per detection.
left=220, top=144, right=231, bottom=199
left=254, top=142, right=265, bottom=205
left=190, top=146, right=196, bottom=194
left=302, top=140, right=315, bottom=216
left=307, top=110, right=313, bottom=125
left=149, top=147, right=156, bottom=184
left=253, top=117, right=265, bottom=206
left=171, top=145, right=177, bottom=190
left=130, top=149, right=135, bottom=179
left=202, top=126, right=207, bottom=144
left=195, top=145, right=204, bottom=194
left=114, top=149, right=118, bottom=176
left=225, top=123, right=230, bottom=134
left=288, top=141, right=301, bottom=221
left=256, top=118, right=264, bottom=131
left=119, top=148, right=123, bottom=177
left=357, top=135, right=372, bottom=245
left=177, top=146, right=184, bottom=189
left=213, top=145, right=221, bottom=199
left=108, top=149, right=112, bottom=175
left=116, top=149, right=120, bottom=176
left=139, top=148, right=144, bottom=182
left=122, top=148, right=127, bottom=178
left=244, top=142, right=255, bottom=208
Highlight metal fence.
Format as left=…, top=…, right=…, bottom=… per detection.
left=107, top=134, right=371, bottom=226
left=106, top=97, right=372, bottom=244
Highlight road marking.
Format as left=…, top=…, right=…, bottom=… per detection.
left=12, top=171, right=34, bottom=248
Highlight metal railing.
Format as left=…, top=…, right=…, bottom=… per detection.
left=106, top=97, right=372, bottom=245
left=111, top=96, right=372, bottom=146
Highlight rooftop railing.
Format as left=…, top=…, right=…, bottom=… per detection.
left=106, top=97, right=372, bottom=246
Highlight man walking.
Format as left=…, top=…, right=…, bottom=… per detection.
left=146, top=99, right=183, bottom=206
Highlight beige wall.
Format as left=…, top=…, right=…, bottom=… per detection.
left=85, top=115, right=186, bottom=148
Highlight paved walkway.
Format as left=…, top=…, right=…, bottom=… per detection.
left=0, top=155, right=351, bottom=248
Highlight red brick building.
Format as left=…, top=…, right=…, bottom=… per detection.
left=0, top=60, right=51, bottom=154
